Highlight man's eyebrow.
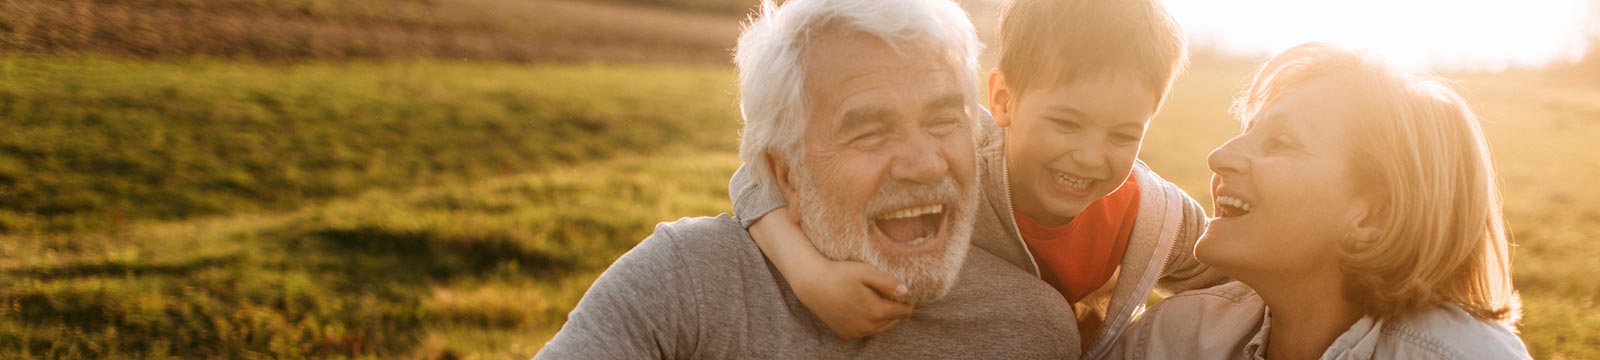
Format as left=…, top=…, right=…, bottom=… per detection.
left=839, top=106, right=893, bottom=134
left=925, top=92, right=965, bottom=111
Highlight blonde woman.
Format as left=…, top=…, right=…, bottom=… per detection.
left=1110, top=43, right=1530, bottom=359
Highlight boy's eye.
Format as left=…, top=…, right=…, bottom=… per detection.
left=1049, top=117, right=1080, bottom=132
left=1112, top=133, right=1142, bottom=145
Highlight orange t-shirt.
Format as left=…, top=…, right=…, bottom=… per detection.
left=1013, top=174, right=1140, bottom=304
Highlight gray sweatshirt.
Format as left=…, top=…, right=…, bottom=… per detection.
left=536, top=215, right=1080, bottom=359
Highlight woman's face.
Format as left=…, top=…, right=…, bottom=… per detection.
left=1195, top=78, right=1372, bottom=284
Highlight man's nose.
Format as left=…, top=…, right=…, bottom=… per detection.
left=890, top=130, right=948, bottom=184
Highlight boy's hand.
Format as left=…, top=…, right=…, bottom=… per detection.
left=748, top=207, right=916, bottom=340
left=791, top=260, right=914, bottom=340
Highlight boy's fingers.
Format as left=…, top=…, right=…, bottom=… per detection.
left=870, top=319, right=902, bottom=336
left=849, top=263, right=908, bottom=300
left=876, top=299, right=914, bottom=320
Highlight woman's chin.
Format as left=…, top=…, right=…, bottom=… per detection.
left=1193, top=233, right=1248, bottom=272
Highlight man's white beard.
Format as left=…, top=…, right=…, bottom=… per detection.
left=793, top=168, right=979, bottom=305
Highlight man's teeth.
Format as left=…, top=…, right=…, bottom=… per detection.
left=1053, top=171, right=1093, bottom=191
left=876, top=204, right=944, bottom=220
left=1216, top=195, right=1253, bottom=212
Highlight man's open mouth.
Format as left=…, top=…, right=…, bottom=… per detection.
left=1214, top=195, right=1253, bottom=218
left=872, top=204, right=946, bottom=247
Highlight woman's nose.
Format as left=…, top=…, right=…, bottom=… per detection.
left=1207, top=137, right=1249, bottom=176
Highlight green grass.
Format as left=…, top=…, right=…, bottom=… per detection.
left=0, top=55, right=738, bottom=233
left=1, top=148, right=739, bottom=358
left=1, top=56, right=1596, bottom=358
left=0, top=0, right=744, bottom=64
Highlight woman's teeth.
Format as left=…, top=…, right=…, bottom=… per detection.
left=1215, top=195, right=1253, bottom=216
left=1053, top=171, right=1094, bottom=191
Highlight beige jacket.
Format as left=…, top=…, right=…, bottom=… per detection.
left=1108, top=282, right=1532, bottom=360
left=727, top=110, right=1229, bottom=359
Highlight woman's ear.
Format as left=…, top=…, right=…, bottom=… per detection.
left=988, top=70, right=1014, bottom=128
left=1346, top=202, right=1383, bottom=245
left=767, top=152, right=804, bottom=223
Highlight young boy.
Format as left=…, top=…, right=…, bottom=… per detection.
left=728, top=0, right=1228, bottom=357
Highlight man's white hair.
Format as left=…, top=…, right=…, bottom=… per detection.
left=733, top=0, right=984, bottom=190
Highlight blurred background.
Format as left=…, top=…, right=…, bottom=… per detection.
left=0, top=0, right=1595, bottom=358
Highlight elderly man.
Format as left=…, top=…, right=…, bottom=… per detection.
left=535, top=1, right=1075, bottom=358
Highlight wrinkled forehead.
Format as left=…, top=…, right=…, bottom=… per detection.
left=798, top=30, right=967, bottom=124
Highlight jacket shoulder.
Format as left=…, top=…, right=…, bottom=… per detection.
left=1117, top=282, right=1263, bottom=359
left=1380, top=304, right=1532, bottom=359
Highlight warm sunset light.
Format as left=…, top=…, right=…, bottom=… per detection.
left=1166, top=0, right=1595, bottom=70
left=4, top=0, right=1597, bottom=358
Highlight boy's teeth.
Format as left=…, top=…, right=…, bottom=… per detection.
left=1053, top=172, right=1093, bottom=190
left=876, top=204, right=944, bottom=220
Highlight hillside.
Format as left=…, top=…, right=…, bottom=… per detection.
left=0, top=0, right=748, bottom=64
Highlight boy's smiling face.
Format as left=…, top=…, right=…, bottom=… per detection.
left=989, top=72, right=1158, bottom=226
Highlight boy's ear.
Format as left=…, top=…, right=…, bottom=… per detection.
left=987, top=70, right=1014, bottom=128
left=766, top=152, right=804, bottom=223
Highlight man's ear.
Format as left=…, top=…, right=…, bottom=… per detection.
left=987, top=69, right=1014, bottom=128
left=766, top=152, right=804, bottom=223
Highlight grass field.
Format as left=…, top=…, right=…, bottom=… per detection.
left=0, top=55, right=737, bottom=233
left=0, top=0, right=746, bottom=64
left=1, top=54, right=1596, bottom=358
left=0, top=55, right=742, bottom=358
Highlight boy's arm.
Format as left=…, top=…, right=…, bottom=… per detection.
left=728, top=165, right=914, bottom=340
left=729, top=164, right=786, bottom=228
left=1154, top=192, right=1232, bottom=296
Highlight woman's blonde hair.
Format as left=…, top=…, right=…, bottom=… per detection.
left=1232, top=43, right=1521, bottom=326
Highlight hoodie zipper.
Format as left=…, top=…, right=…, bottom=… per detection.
left=997, top=135, right=1043, bottom=278
left=1084, top=178, right=1188, bottom=360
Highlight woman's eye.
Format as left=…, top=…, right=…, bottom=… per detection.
left=1266, top=134, right=1296, bottom=151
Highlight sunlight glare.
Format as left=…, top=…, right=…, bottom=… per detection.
left=1166, top=0, right=1594, bottom=70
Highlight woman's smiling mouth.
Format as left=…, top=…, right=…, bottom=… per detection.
left=1214, top=194, right=1254, bottom=217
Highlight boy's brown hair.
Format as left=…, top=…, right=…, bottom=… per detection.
left=995, top=0, right=1188, bottom=110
